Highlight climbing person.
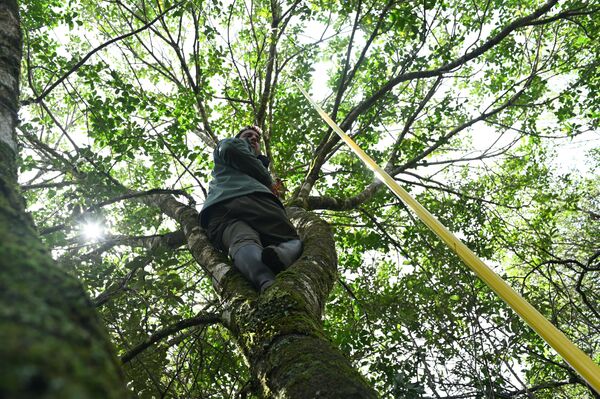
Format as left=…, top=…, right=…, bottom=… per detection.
left=199, top=125, right=303, bottom=292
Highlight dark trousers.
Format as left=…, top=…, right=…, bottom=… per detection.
left=205, top=193, right=299, bottom=257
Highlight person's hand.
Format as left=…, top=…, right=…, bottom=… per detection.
left=257, top=154, right=270, bottom=168
left=270, top=178, right=284, bottom=198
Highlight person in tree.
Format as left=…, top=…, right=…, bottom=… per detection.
left=199, top=125, right=303, bottom=292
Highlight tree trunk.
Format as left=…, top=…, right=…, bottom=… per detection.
left=232, top=208, right=378, bottom=398
left=0, top=2, right=128, bottom=397
left=154, top=195, right=378, bottom=398
left=3, top=0, right=376, bottom=394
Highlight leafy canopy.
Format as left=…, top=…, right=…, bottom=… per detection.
left=18, top=0, right=599, bottom=397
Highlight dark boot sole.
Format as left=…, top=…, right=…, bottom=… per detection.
left=262, top=247, right=285, bottom=273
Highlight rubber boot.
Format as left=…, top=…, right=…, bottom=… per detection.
left=262, top=239, right=303, bottom=273
left=233, top=244, right=276, bottom=293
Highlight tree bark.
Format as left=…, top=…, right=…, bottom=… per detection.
left=0, top=2, right=128, bottom=397
left=152, top=194, right=378, bottom=398
left=236, top=208, right=378, bottom=398
left=5, top=0, right=375, bottom=393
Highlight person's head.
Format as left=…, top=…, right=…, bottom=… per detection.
left=235, top=125, right=262, bottom=155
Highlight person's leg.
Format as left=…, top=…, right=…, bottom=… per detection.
left=261, top=239, right=303, bottom=272
left=222, top=220, right=275, bottom=293
left=230, top=194, right=303, bottom=272
left=204, top=198, right=276, bottom=292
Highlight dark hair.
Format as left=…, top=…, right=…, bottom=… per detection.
left=235, top=125, right=262, bottom=138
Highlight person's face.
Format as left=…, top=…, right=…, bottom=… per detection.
left=239, top=129, right=261, bottom=155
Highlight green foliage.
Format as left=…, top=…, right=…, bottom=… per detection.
left=17, top=0, right=600, bottom=397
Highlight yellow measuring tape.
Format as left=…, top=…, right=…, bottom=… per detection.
left=296, top=83, right=600, bottom=394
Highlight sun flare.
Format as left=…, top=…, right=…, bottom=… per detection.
left=81, top=222, right=104, bottom=241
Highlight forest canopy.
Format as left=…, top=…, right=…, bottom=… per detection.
left=7, top=0, right=600, bottom=397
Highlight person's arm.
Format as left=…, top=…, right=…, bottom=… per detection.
left=216, top=138, right=273, bottom=187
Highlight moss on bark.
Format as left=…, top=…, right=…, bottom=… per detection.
left=0, top=2, right=129, bottom=396
left=140, top=164, right=378, bottom=398
left=263, top=335, right=375, bottom=398
left=187, top=205, right=378, bottom=398
left=0, top=146, right=129, bottom=398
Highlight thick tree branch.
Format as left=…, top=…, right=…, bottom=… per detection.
left=309, top=0, right=394, bottom=186
left=526, top=7, right=599, bottom=27
left=255, top=1, right=281, bottom=128
left=21, top=180, right=76, bottom=191
left=40, top=189, right=194, bottom=236
left=88, top=188, right=195, bottom=211
left=81, top=230, right=185, bottom=261
left=330, top=0, right=362, bottom=122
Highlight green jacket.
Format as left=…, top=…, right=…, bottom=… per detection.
left=199, top=137, right=280, bottom=227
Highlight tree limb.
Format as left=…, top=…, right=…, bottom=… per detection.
left=80, top=230, right=185, bottom=261
left=340, top=0, right=560, bottom=131
left=121, top=313, right=221, bottom=363
left=93, top=255, right=153, bottom=308
left=21, top=1, right=183, bottom=106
